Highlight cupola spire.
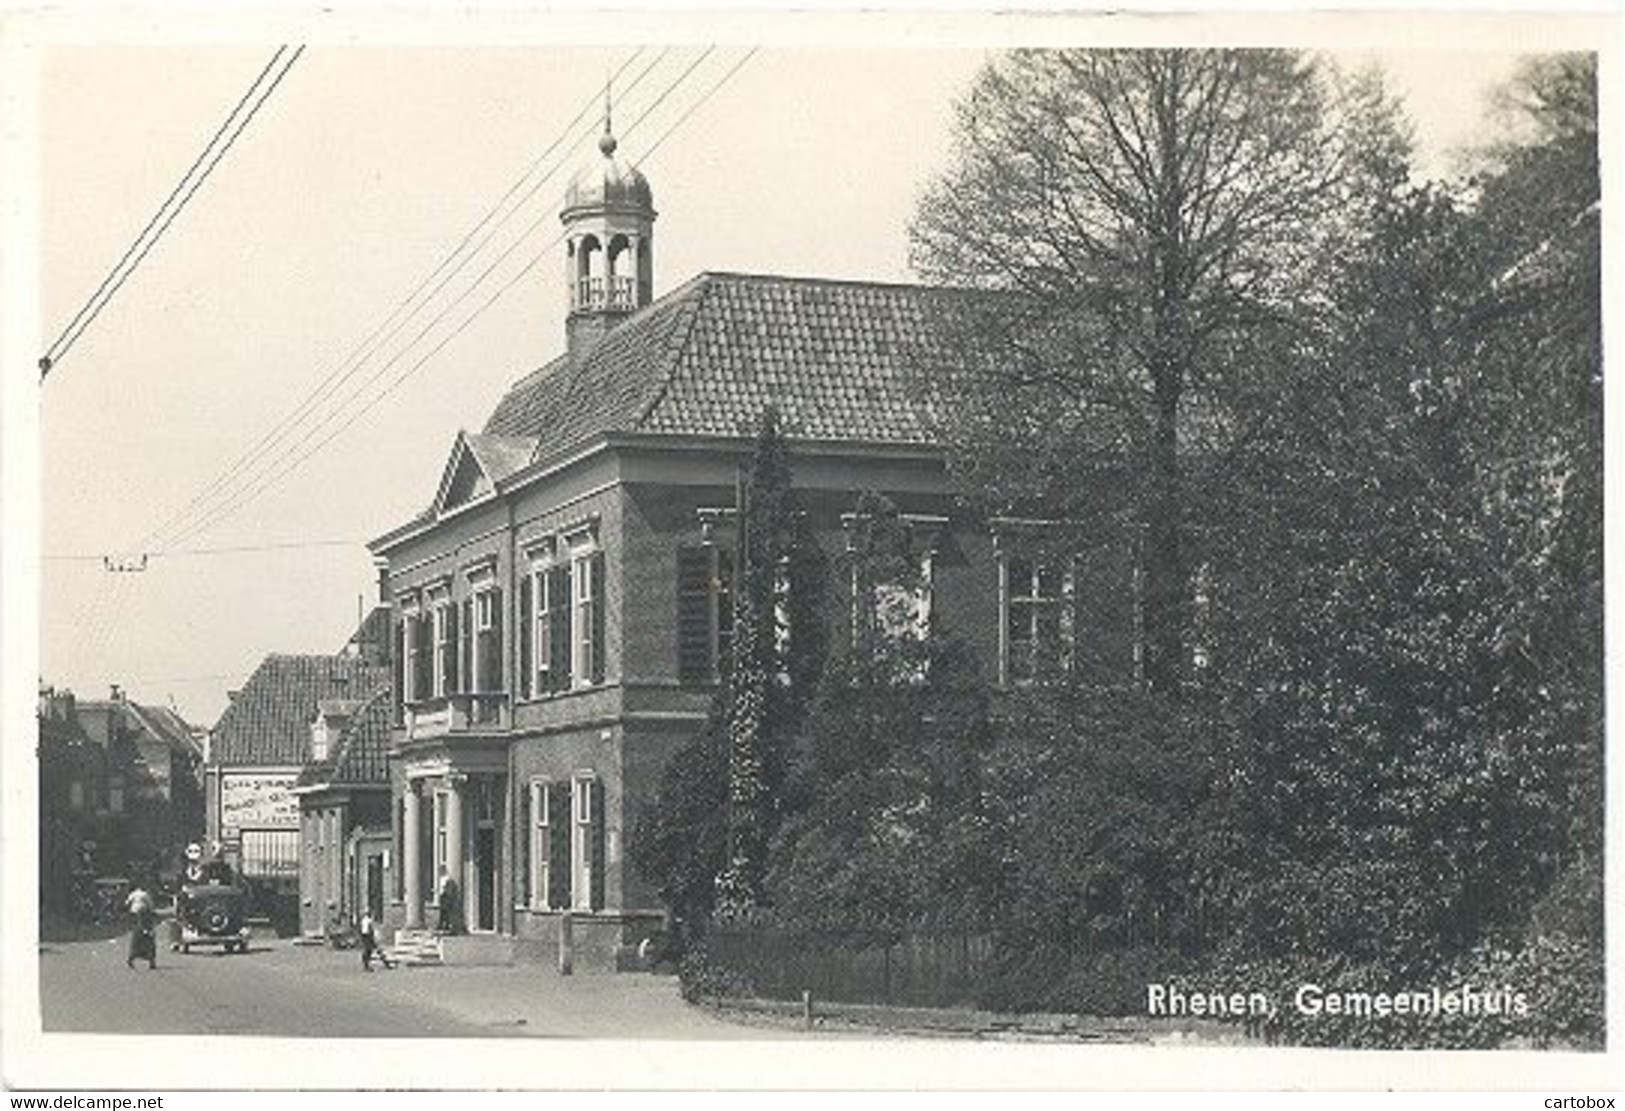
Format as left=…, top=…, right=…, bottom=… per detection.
left=560, top=65, right=656, bottom=357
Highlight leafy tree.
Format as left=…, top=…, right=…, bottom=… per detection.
left=714, top=408, right=820, bottom=915
left=765, top=495, right=999, bottom=934
left=912, top=49, right=1410, bottom=693
left=637, top=408, right=826, bottom=925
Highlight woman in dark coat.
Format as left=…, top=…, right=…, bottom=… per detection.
left=125, top=884, right=156, bottom=970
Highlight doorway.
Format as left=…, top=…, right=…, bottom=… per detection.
left=475, top=826, right=496, bottom=932
left=366, top=852, right=385, bottom=921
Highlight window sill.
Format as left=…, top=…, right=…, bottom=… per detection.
left=514, top=683, right=611, bottom=707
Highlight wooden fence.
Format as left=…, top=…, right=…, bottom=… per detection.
left=705, top=927, right=994, bottom=1008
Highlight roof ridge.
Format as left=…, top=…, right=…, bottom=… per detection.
left=693, top=270, right=984, bottom=296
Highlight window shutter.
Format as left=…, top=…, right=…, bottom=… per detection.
left=590, top=552, right=606, bottom=686
left=535, top=573, right=552, bottom=694
left=490, top=587, right=504, bottom=691
left=549, top=566, right=572, bottom=692
left=412, top=616, right=431, bottom=700
left=445, top=603, right=460, bottom=693
left=392, top=617, right=406, bottom=717
left=517, top=781, right=531, bottom=907
left=589, top=779, right=606, bottom=911
left=460, top=599, right=473, bottom=693
left=519, top=577, right=534, bottom=699
left=547, top=781, right=571, bottom=909
left=677, top=546, right=712, bottom=685
left=716, top=547, right=735, bottom=678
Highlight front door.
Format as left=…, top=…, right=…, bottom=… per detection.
left=475, top=826, right=496, bottom=931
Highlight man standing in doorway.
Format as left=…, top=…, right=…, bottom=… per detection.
left=435, top=867, right=459, bottom=935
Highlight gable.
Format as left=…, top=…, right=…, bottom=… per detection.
left=442, top=443, right=491, bottom=512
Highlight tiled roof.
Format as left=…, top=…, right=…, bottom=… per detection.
left=210, top=654, right=389, bottom=768
left=483, top=273, right=994, bottom=460
left=129, top=702, right=203, bottom=759
left=295, top=687, right=393, bottom=790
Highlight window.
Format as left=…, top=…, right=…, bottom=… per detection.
left=433, top=790, right=449, bottom=879
left=408, top=612, right=431, bottom=701
left=571, top=774, right=605, bottom=912
left=572, top=548, right=605, bottom=687
left=677, top=544, right=734, bottom=685
left=240, top=829, right=299, bottom=878
left=1002, top=555, right=1074, bottom=685
left=432, top=603, right=452, bottom=697
left=472, top=587, right=502, bottom=692
left=528, top=780, right=551, bottom=910
left=108, top=774, right=125, bottom=814
left=867, top=551, right=934, bottom=646
left=70, top=780, right=84, bottom=810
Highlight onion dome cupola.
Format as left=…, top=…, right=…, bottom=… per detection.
left=561, top=118, right=656, bottom=356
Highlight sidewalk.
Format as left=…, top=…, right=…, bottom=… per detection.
left=275, top=941, right=843, bottom=1039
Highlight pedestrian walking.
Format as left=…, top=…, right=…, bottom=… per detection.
left=359, top=911, right=393, bottom=971
left=125, top=882, right=156, bottom=970
left=435, top=868, right=459, bottom=934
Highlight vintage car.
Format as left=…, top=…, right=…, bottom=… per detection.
left=175, top=883, right=251, bottom=954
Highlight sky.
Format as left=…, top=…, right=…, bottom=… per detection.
left=18, top=16, right=1581, bottom=726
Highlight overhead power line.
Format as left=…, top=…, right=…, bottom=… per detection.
left=152, top=47, right=747, bottom=555
left=133, top=47, right=664, bottom=559
left=44, top=537, right=364, bottom=562
left=155, top=46, right=744, bottom=552
left=40, top=46, right=304, bottom=380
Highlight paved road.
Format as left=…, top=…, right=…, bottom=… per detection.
left=38, top=933, right=778, bottom=1039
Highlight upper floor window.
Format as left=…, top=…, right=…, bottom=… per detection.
left=525, top=526, right=605, bottom=697
left=1001, top=553, right=1075, bottom=686
left=430, top=595, right=456, bottom=697
left=108, top=774, right=125, bottom=814
left=845, top=506, right=942, bottom=665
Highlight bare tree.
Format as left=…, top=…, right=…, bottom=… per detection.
left=912, top=49, right=1407, bottom=693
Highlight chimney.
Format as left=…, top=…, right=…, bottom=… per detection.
left=110, top=683, right=124, bottom=702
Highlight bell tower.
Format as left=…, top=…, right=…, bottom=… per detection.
left=560, top=109, right=656, bottom=357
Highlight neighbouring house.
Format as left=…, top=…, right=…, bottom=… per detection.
left=366, top=123, right=1141, bottom=970
left=205, top=647, right=389, bottom=934
left=38, top=683, right=207, bottom=917
left=293, top=686, right=394, bottom=937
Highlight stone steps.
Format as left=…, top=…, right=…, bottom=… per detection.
left=388, top=928, right=443, bottom=967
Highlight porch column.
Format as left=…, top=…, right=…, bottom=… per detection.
left=402, top=785, right=421, bottom=929
left=445, top=775, right=466, bottom=930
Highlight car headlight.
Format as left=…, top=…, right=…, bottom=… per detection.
left=239, top=926, right=251, bottom=936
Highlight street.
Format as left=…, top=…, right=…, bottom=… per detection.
left=38, top=931, right=779, bottom=1039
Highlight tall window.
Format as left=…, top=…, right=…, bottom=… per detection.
left=472, top=587, right=502, bottom=692
left=108, top=774, right=125, bottom=814
left=1002, top=555, right=1074, bottom=685
left=433, top=790, right=449, bottom=880
left=409, top=612, right=431, bottom=701
left=572, top=547, right=606, bottom=687
left=571, top=774, right=605, bottom=912
left=528, top=780, right=552, bottom=910
left=432, top=601, right=455, bottom=697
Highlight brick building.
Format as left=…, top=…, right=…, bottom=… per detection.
left=293, top=686, right=394, bottom=936
left=206, top=651, right=389, bottom=932
left=37, top=684, right=206, bottom=916
left=368, top=125, right=1140, bottom=968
